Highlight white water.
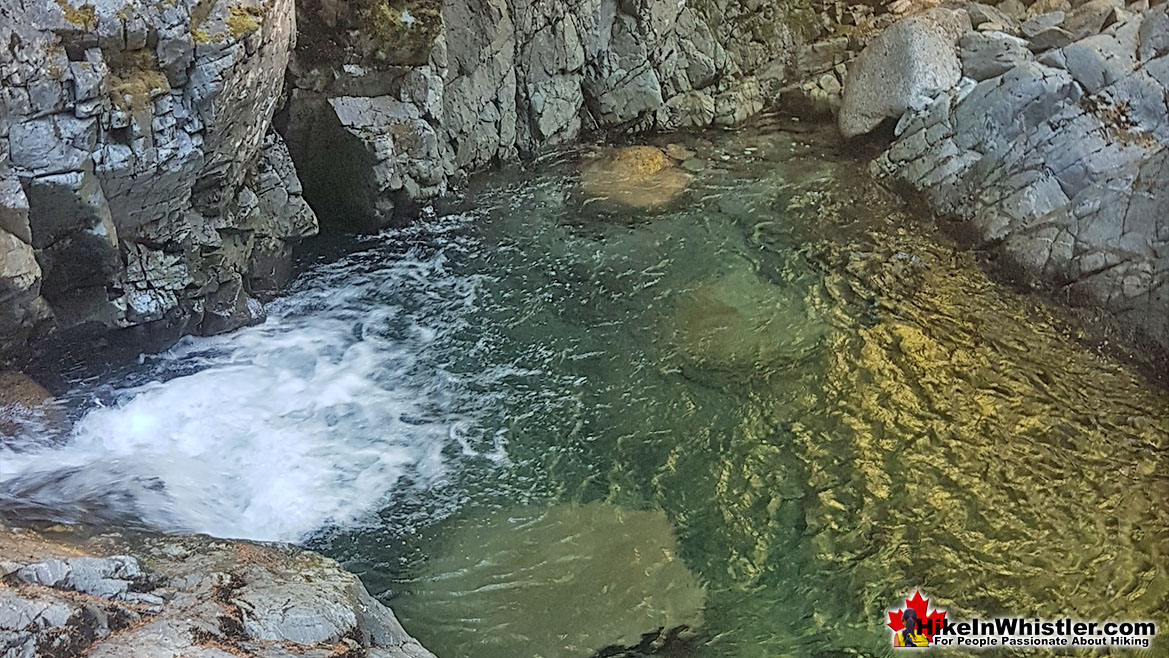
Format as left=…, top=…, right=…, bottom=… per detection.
left=0, top=221, right=507, bottom=542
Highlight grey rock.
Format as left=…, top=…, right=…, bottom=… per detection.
left=0, top=527, right=434, bottom=658
left=1, top=0, right=316, bottom=355
left=964, top=2, right=1022, bottom=31
left=1063, top=0, right=1123, bottom=38
left=1022, top=11, right=1068, bottom=37
left=1029, top=24, right=1077, bottom=50
left=875, top=6, right=1169, bottom=352
left=839, top=8, right=972, bottom=138
left=960, top=31, right=1035, bottom=79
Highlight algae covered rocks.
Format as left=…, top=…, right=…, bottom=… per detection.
left=578, top=146, right=693, bottom=211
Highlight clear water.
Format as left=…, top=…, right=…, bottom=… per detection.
left=2, top=125, right=1166, bottom=657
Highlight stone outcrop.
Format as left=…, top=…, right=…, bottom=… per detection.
left=863, top=3, right=1168, bottom=351
left=0, top=0, right=318, bottom=359
left=838, top=7, right=971, bottom=138
left=0, top=523, right=434, bottom=658
left=279, top=0, right=820, bottom=231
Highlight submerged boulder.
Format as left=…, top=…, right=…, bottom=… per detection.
left=672, top=267, right=827, bottom=372
left=578, top=146, right=692, bottom=211
left=397, top=503, right=705, bottom=658
left=0, top=370, right=62, bottom=437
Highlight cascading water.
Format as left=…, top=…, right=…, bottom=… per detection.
left=2, top=126, right=1167, bottom=658
left=0, top=222, right=506, bottom=542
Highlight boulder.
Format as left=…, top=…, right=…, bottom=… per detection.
left=578, top=146, right=692, bottom=211
left=838, top=8, right=972, bottom=138
left=0, top=370, right=62, bottom=437
left=395, top=503, right=705, bottom=658
left=671, top=266, right=827, bottom=372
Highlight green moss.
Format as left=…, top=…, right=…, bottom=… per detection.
left=191, top=0, right=267, bottom=44
left=361, top=0, right=442, bottom=65
left=55, top=0, right=97, bottom=30
left=106, top=49, right=171, bottom=112
left=226, top=5, right=263, bottom=37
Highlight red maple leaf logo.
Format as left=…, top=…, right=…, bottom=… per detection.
left=887, top=590, right=947, bottom=641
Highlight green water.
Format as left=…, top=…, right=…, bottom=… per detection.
left=315, top=125, right=1169, bottom=657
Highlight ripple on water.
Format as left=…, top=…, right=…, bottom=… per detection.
left=4, top=126, right=1167, bottom=658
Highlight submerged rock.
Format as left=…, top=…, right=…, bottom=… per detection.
left=396, top=503, right=705, bottom=658
left=578, top=146, right=693, bottom=211
left=672, top=267, right=827, bottom=373
left=0, top=370, right=63, bottom=437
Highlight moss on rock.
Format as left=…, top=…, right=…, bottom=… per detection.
left=55, top=0, right=97, bottom=30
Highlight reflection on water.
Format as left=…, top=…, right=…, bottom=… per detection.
left=5, top=122, right=1166, bottom=657
left=325, top=126, right=1167, bottom=657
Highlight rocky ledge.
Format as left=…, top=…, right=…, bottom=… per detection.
left=797, top=0, right=1168, bottom=354
left=1, top=0, right=318, bottom=359
left=0, top=523, right=434, bottom=658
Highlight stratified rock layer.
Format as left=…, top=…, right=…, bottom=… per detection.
left=0, top=0, right=318, bottom=356
left=0, top=524, right=434, bottom=658
left=866, top=4, right=1168, bottom=352
left=280, top=0, right=819, bottom=230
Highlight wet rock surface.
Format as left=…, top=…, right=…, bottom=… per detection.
left=0, top=524, right=434, bottom=658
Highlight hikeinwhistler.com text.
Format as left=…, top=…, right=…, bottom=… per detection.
left=917, top=617, right=1156, bottom=649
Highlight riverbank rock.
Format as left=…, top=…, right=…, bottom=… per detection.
left=0, top=523, right=434, bottom=658
left=281, top=0, right=821, bottom=230
left=871, top=5, right=1169, bottom=353
left=394, top=503, right=704, bottom=658
left=578, top=146, right=692, bottom=211
left=838, top=8, right=972, bottom=138
left=0, top=0, right=319, bottom=360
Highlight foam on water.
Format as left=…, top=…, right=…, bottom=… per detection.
left=0, top=219, right=504, bottom=542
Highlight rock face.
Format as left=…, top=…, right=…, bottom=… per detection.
left=0, top=524, right=434, bottom=658
left=837, top=7, right=971, bottom=138
left=870, top=5, right=1169, bottom=352
left=0, top=0, right=318, bottom=359
left=280, top=0, right=819, bottom=230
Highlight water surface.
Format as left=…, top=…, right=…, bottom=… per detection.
left=2, top=124, right=1166, bottom=657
